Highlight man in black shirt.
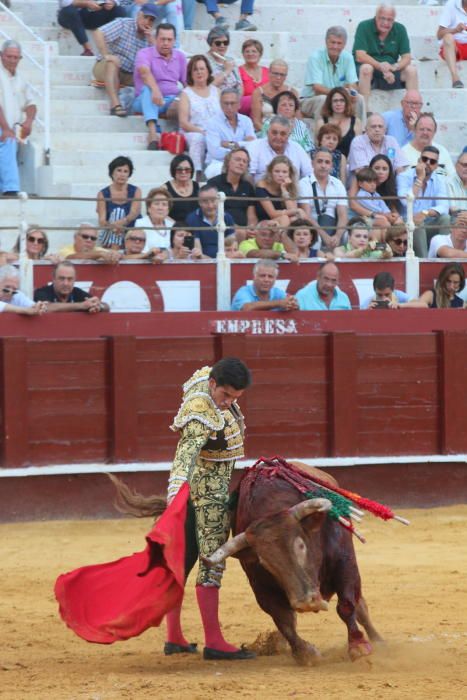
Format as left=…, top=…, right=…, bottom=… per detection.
left=34, top=261, right=109, bottom=313
left=207, top=147, right=257, bottom=229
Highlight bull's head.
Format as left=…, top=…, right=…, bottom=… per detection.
left=204, top=498, right=331, bottom=613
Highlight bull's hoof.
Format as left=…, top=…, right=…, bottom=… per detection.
left=292, top=643, right=322, bottom=666
left=348, top=639, right=372, bottom=661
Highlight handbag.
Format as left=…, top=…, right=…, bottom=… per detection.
left=160, top=132, right=187, bottom=155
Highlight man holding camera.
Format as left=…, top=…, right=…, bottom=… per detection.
left=360, top=271, right=409, bottom=309
left=300, top=26, right=365, bottom=123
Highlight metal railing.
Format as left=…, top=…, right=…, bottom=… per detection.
left=3, top=189, right=466, bottom=308
left=0, top=1, right=51, bottom=162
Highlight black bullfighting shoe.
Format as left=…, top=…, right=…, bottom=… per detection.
left=203, top=645, right=256, bottom=660
left=164, top=642, right=198, bottom=655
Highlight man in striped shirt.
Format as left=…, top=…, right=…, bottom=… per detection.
left=92, top=3, right=157, bottom=117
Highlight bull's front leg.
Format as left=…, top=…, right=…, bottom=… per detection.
left=336, top=597, right=372, bottom=661
left=243, top=563, right=320, bottom=665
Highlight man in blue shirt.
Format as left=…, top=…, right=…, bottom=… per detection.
left=187, top=185, right=236, bottom=258
left=382, top=90, right=424, bottom=147
left=296, top=261, right=352, bottom=310
left=231, top=259, right=298, bottom=311
left=360, top=271, right=409, bottom=309
left=300, top=26, right=365, bottom=122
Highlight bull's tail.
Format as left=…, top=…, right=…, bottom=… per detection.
left=106, top=473, right=167, bottom=519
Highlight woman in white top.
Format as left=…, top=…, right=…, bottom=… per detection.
left=178, top=55, right=221, bottom=179
left=135, top=187, right=174, bottom=253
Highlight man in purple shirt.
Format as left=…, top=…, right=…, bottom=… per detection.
left=133, top=23, right=187, bottom=150
left=347, top=113, right=408, bottom=174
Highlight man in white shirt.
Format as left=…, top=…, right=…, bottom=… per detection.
left=0, top=265, right=46, bottom=315
left=401, top=112, right=455, bottom=178
left=428, top=211, right=467, bottom=258
left=246, top=116, right=313, bottom=183
left=0, top=40, right=36, bottom=195
left=437, top=0, right=467, bottom=88
left=298, top=148, right=348, bottom=249
left=204, top=88, right=255, bottom=179
left=448, top=150, right=467, bottom=214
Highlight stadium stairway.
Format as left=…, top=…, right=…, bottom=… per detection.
left=0, top=0, right=464, bottom=252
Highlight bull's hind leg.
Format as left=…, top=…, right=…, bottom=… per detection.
left=356, top=596, right=384, bottom=643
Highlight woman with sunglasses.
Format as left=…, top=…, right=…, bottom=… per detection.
left=122, top=228, right=167, bottom=263
left=96, top=156, right=142, bottom=250
left=314, top=87, right=362, bottom=159
left=250, top=59, right=297, bottom=133
left=238, top=39, right=269, bottom=116
left=11, top=225, right=60, bottom=263
left=386, top=224, right=409, bottom=257
left=164, top=155, right=199, bottom=221
left=179, top=55, right=222, bottom=180
left=205, top=27, right=241, bottom=93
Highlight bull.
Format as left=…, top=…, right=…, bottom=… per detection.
left=109, top=460, right=383, bottom=665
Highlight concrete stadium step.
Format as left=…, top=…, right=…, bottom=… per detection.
left=365, top=89, right=467, bottom=119
left=52, top=115, right=149, bottom=133
left=50, top=131, right=157, bottom=150
left=193, top=5, right=443, bottom=34
left=51, top=149, right=173, bottom=168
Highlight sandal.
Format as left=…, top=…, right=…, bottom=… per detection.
left=110, top=104, right=127, bottom=118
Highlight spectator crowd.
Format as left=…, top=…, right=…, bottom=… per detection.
left=1, top=1, right=467, bottom=314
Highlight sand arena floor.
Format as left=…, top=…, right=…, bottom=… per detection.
left=1, top=505, right=467, bottom=700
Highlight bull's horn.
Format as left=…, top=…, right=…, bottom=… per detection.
left=203, top=532, right=249, bottom=566
left=289, top=498, right=332, bottom=521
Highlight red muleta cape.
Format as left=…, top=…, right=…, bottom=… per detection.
left=54, top=483, right=189, bottom=644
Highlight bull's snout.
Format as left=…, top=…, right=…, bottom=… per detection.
left=291, top=593, right=328, bottom=614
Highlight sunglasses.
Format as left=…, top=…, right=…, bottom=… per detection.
left=175, top=166, right=192, bottom=172
left=213, top=40, right=229, bottom=47
left=421, top=156, right=438, bottom=165
left=80, top=233, right=97, bottom=241
left=392, top=238, right=408, bottom=246
left=28, top=235, right=45, bottom=243
left=128, top=236, right=145, bottom=243
left=2, top=287, right=18, bottom=295
left=270, top=71, right=287, bottom=78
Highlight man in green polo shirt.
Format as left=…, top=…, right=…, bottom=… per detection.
left=300, top=25, right=365, bottom=122
left=353, top=4, right=418, bottom=112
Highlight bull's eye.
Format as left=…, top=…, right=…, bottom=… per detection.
left=293, top=537, right=307, bottom=567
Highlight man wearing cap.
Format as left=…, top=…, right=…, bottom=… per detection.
left=92, top=4, right=157, bottom=117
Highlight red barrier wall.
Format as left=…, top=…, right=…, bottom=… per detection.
left=2, top=321, right=467, bottom=468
